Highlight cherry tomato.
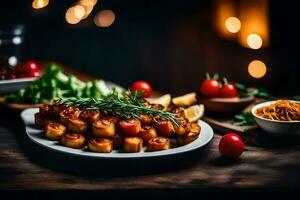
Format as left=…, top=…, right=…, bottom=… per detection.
left=154, top=120, right=174, bottom=137
left=119, top=119, right=141, bottom=136
left=131, top=81, right=152, bottom=97
left=219, top=133, right=244, bottom=158
left=15, top=61, right=41, bottom=78
left=199, top=80, right=221, bottom=97
left=23, top=61, right=40, bottom=72
left=26, top=70, right=41, bottom=78
left=219, top=83, right=238, bottom=98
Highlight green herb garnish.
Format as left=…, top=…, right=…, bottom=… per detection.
left=235, top=82, right=271, bottom=98
left=59, top=90, right=181, bottom=127
left=234, top=112, right=256, bottom=126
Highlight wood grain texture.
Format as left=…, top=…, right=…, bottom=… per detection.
left=2, top=109, right=300, bottom=190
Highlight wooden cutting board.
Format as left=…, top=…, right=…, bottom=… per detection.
left=201, top=99, right=265, bottom=134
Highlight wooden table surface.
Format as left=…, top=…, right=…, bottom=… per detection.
left=1, top=63, right=300, bottom=196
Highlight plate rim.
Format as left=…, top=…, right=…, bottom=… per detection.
left=21, top=108, right=214, bottom=159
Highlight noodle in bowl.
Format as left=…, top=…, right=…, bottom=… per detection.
left=251, top=100, right=300, bottom=135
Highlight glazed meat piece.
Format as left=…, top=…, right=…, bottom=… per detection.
left=119, top=119, right=141, bottom=136
left=88, top=138, right=113, bottom=153
left=92, top=119, right=115, bottom=138
left=112, top=133, right=124, bottom=149
left=39, top=104, right=54, bottom=117
left=139, top=125, right=157, bottom=144
left=67, top=118, right=87, bottom=133
left=148, top=137, right=170, bottom=151
left=35, top=113, right=50, bottom=128
left=123, top=137, right=143, bottom=152
left=79, top=110, right=100, bottom=124
left=61, top=133, right=86, bottom=149
left=59, top=107, right=81, bottom=125
left=174, top=117, right=191, bottom=136
left=154, top=120, right=174, bottom=137
left=45, top=121, right=66, bottom=140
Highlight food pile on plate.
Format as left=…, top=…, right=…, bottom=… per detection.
left=34, top=91, right=204, bottom=153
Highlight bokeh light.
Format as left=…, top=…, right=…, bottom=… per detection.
left=73, top=5, right=85, bottom=20
left=247, top=33, right=263, bottom=49
left=225, top=17, right=241, bottom=33
left=248, top=60, right=267, bottom=78
left=32, top=0, right=49, bottom=9
left=94, top=10, right=116, bottom=27
left=65, top=7, right=81, bottom=25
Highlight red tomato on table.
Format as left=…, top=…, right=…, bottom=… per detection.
left=219, top=133, right=244, bottom=158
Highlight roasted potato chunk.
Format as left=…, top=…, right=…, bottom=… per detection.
left=174, top=117, right=191, bottom=136
left=88, top=138, right=113, bottom=153
left=61, top=133, right=86, bottom=149
left=139, top=125, right=157, bottom=144
left=123, top=137, right=143, bottom=153
left=67, top=118, right=87, bottom=133
left=45, top=121, right=66, bottom=140
left=190, top=122, right=201, bottom=134
left=92, top=119, right=115, bottom=138
left=139, top=115, right=152, bottom=124
left=79, top=110, right=100, bottom=124
left=148, top=137, right=170, bottom=151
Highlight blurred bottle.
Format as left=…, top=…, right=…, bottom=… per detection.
left=0, top=25, right=25, bottom=70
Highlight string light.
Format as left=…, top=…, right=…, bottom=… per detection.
left=247, top=34, right=263, bottom=49
left=248, top=60, right=267, bottom=78
left=32, top=0, right=49, bottom=9
left=94, top=10, right=115, bottom=27
left=225, top=17, right=241, bottom=33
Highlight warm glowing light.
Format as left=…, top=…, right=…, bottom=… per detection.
left=94, top=10, right=116, bottom=27
left=247, top=34, right=263, bottom=49
left=248, top=60, right=267, bottom=78
left=32, top=0, right=49, bottom=9
left=225, top=17, right=241, bottom=33
left=73, top=5, right=85, bottom=20
left=238, top=0, right=269, bottom=48
left=79, top=0, right=97, bottom=7
left=65, top=7, right=80, bottom=25
left=214, top=0, right=236, bottom=38
left=78, top=0, right=97, bottom=19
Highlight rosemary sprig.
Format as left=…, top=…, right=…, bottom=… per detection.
left=58, top=90, right=180, bottom=126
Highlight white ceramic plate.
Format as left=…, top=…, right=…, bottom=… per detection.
left=21, top=108, right=214, bottom=158
left=0, top=77, right=37, bottom=94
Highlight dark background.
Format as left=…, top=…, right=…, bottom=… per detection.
left=0, top=0, right=299, bottom=96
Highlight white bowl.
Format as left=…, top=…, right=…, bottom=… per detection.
left=251, top=100, right=300, bottom=135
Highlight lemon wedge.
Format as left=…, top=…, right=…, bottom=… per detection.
left=172, top=92, right=197, bottom=107
left=152, top=94, right=171, bottom=109
left=184, top=104, right=205, bottom=122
